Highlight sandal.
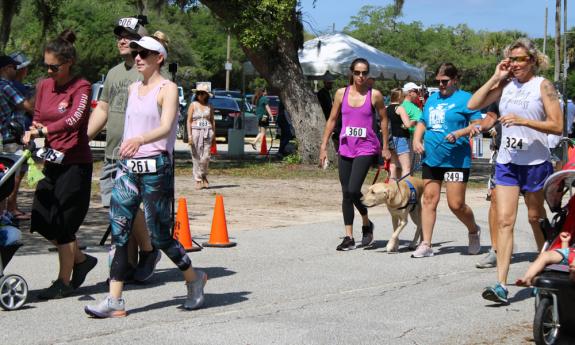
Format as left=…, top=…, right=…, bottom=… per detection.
left=195, top=182, right=203, bottom=190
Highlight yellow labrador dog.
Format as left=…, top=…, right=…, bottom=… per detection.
left=361, top=177, right=424, bottom=253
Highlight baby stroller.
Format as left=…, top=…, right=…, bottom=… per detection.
left=0, top=123, right=31, bottom=311
left=531, top=151, right=575, bottom=345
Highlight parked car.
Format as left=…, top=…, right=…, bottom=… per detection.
left=90, top=81, right=106, bottom=141
left=267, top=95, right=280, bottom=118
left=178, top=95, right=258, bottom=143
left=244, top=93, right=279, bottom=121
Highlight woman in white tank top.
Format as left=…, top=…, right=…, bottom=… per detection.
left=468, top=38, right=563, bottom=304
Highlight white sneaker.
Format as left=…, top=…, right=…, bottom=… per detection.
left=468, top=226, right=481, bottom=255
left=411, top=242, right=434, bottom=258
left=476, top=249, right=497, bottom=268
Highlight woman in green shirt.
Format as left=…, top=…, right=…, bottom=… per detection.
left=251, top=88, right=273, bottom=150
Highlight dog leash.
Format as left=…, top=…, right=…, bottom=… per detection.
left=372, top=159, right=391, bottom=185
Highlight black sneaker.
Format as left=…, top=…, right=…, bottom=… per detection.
left=336, top=236, right=355, bottom=251
left=133, top=248, right=161, bottom=282
left=71, top=254, right=98, bottom=289
left=361, top=221, right=374, bottom=247
left=38, top=279, right=74, bottom=300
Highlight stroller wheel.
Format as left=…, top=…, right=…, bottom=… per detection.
left=533, top=296, right=560, bottom=345
left=0, top=274, right=28, bottom=311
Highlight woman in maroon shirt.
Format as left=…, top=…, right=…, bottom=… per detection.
left=23, top=29, right=97, bottom=299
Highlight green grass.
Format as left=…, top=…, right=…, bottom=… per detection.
left=175, top=159, right=341, bottom=180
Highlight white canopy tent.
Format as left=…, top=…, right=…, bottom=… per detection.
left=298, top=33, right=425, bottom=82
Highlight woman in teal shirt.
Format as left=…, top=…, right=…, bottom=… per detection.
left=251, top=88, right=273, bottom=151
left=412, top=62, right=483, bottom=258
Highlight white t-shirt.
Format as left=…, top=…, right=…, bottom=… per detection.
left=497, top=76, right=550, bottom=165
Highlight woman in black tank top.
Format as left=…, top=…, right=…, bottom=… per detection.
left=386, top=88, right=416, bottom=179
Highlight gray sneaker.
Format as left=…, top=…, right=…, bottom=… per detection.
left=476, top=249, right=497, bottom=269
left=468, top=226, right=481, bottom=255
left=85, top=296, right=127, bottom=318
left=184, top=270, right=207, bottom=310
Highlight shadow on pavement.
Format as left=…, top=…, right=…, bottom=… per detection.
left=27, top=266, right=237, bottom=303
left=127, top=291, right=251, bottom=315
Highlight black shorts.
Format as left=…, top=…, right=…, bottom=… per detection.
left=31, top=162, right=93, bottom=244
left=421, top=164, right=470, bottom=183
left=258, top=116, right=270, bottom=128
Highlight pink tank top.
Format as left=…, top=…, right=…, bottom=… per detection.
left=338, top=86, right=381, bottom=158
left=124, top=80, right=177, bottom=158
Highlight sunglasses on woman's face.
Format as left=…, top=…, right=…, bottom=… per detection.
left=131, top=49, right=158, bottom=60
left=42, top=61, right=66, bottom=73
left=508, top=56, right=530, bottom=63
left=352, top=70, right=369, bottom=77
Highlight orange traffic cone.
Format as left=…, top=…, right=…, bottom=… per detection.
left=203, top=194, right=237, bottom=248
left=210, top=141, right=218, bottom=155
left=173, top=198, right=202, bottom=252
left=259, top=134, right=268, bottom=155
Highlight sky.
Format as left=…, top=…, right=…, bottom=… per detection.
left=299, top=0, right=575, bottom=39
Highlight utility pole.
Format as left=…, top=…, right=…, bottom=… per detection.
left=554, top=0, right=561, bottom=82
left=562, top=0, right=568, bottom=136
left=225, top=29, right=232, bottom=91
left=543, top=0, right=548, bottom=54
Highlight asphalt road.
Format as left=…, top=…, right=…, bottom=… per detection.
left=1, top=201, right=549, bottom=345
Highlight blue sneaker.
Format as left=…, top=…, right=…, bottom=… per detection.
left=482, top=283, right=508, bottom=304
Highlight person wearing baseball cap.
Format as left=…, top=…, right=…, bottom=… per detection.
left=0, top=55, right=33, bottom=138
left=401, top=82, right=423, bottom=136
left=87, top=17, right=158, bottom=284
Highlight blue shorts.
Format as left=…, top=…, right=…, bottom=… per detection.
left=494, top=161, right=553, bottom=194
left=554, top=247, right=571, bottom=265
left=0, top=225, right=21, bottom=246
left=391, top=137, right=410, bottom=155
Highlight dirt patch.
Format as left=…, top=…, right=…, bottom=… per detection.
left=16, top=172, right=491, bottom=254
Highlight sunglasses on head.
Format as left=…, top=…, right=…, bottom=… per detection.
left=42, top=61, right=66, bottom=72
left=508, top=56, right=530, bottom=63
left=131, top=49, right=158, bottom=59
left=437, top=79, right=451, bottom=86
left=352, top=70, right=369, bottom=77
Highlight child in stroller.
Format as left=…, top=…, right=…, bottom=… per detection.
left=516, top=231, right=573, bottom=287
left=520, top=147, right=575, bottom=345
left=0, top=152, right=29, bottom=311
left=0, top=121, right=33, bottom=311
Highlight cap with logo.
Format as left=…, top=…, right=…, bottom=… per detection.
left=0, top=55, right=20, bottom=69
left=402, top=82, right=421, bottom=92
left=114, top=17, right=148, bottom=38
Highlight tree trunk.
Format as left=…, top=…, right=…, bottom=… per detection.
left=0, top=0, right=18, bottom=53
left=200, top=0, right=325, bottom=164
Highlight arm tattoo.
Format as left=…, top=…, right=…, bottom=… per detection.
left=542, top=80, right=559, bottom=101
